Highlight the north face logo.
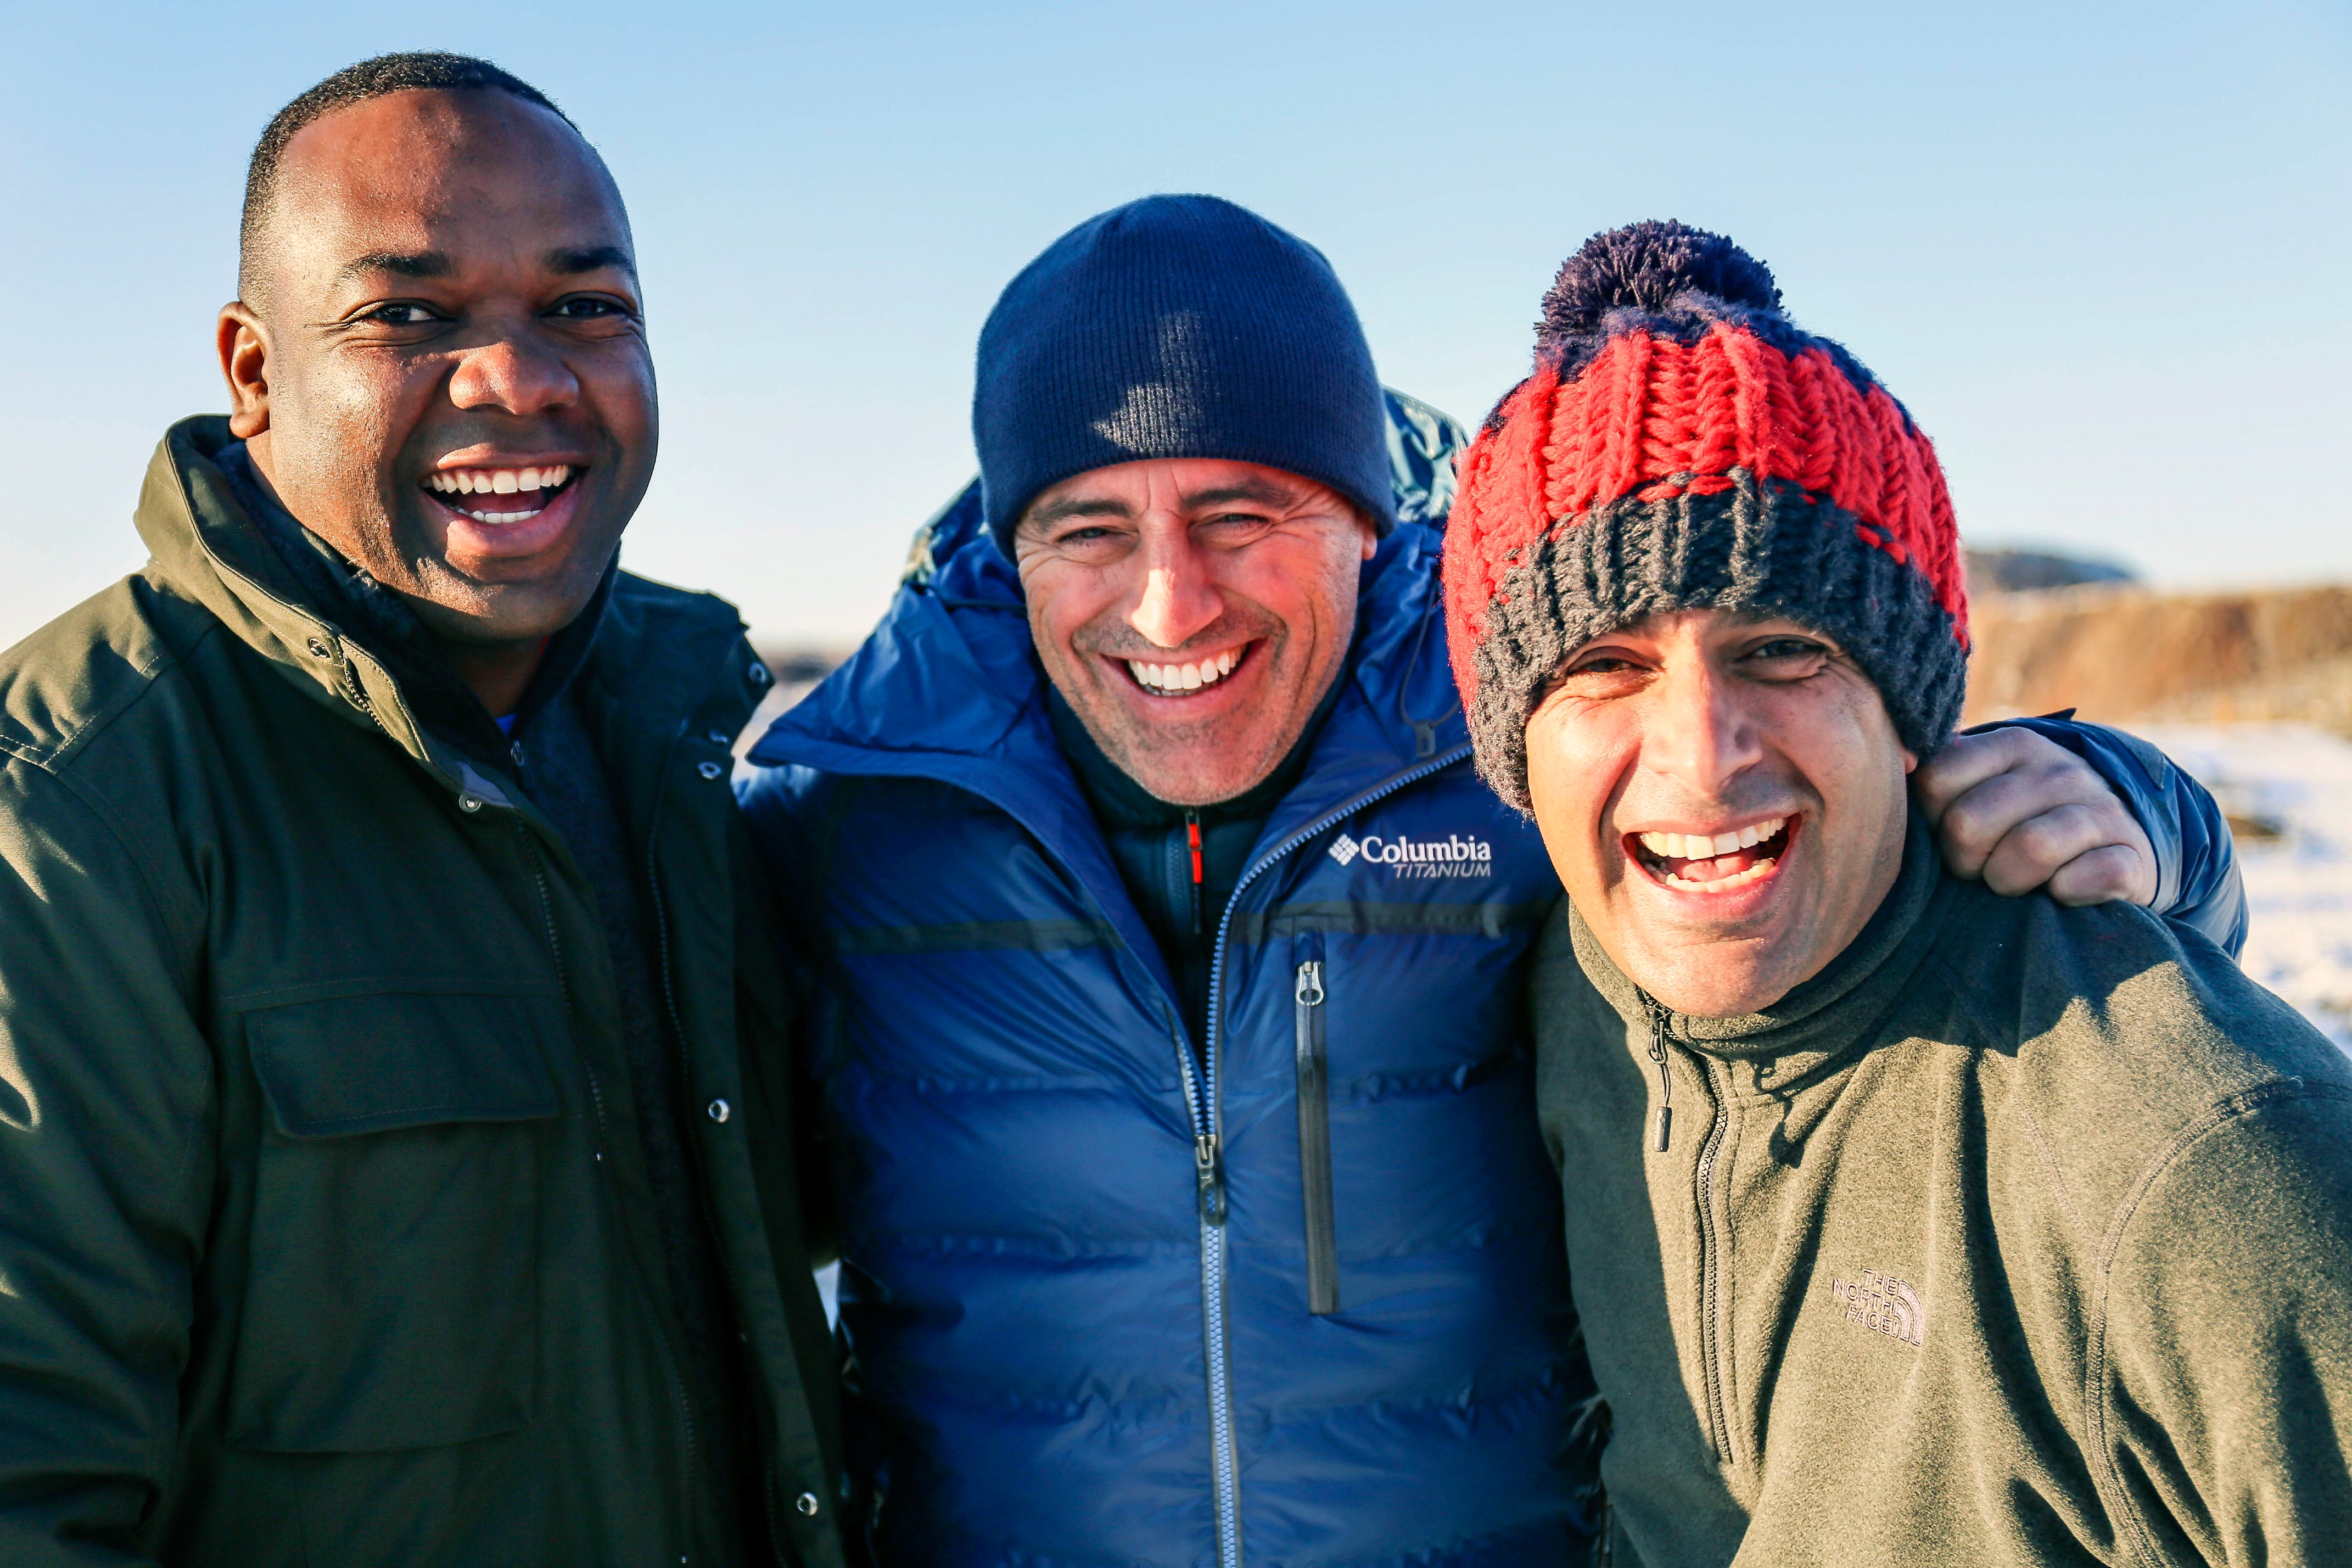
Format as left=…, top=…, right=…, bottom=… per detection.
left=1328, top=834, right=1362, bottom=866
left=1829, top=1268, right=1925, bottom=1347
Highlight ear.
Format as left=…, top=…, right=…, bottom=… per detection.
left=1357, top=509, right=1381, bottom=561
left=217, top=303, right=272, bottom=439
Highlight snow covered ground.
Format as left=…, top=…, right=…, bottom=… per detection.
left=2132, top=723, right=2352, bottom=1053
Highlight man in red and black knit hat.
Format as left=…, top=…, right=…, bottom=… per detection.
left=1447, top=220, right=2352, bottom=1566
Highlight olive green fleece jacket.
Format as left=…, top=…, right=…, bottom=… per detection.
left=0, top=418, right=844, bottom=1567
left=1533, top=815, right=2352, bottom=1567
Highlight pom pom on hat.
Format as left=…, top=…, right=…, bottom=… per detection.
left=1538, top=220, right=1782, bottom=353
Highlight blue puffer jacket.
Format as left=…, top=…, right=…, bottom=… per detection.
left=741, top=401, right=2242, bottom=1568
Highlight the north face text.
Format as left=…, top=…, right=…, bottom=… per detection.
left=1829, top=1269, right=1925, bottom=1348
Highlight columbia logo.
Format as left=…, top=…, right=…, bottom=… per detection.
left=1328, top=833, right=1362, bottom=866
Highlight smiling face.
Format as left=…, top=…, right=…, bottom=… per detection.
left=1522, top=608, right=1918, bottom=1017
left=1012, top=458, right=1379, bottom=805
left=218, top=86, right=653, bottom=661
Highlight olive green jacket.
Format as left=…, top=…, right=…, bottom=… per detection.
left=0, top=418, right=844, bottom=1567
left=1534, top=817, right=2352, bottom=1567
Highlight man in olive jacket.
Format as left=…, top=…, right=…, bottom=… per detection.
left=1445, top=221, right=2352, bottom=1565
left=0, top=55, right=841, bottom=1567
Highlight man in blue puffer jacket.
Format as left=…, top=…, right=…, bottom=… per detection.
left=740, top=196, right=2242, bottom=1567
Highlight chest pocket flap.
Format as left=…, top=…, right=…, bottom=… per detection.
left=232, top=988, right=560, bottom=1454
left=248, top=989, right=558, bottom=1138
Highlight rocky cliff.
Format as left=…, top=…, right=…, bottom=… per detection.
left=1964, top=583, right=2352, bottom=735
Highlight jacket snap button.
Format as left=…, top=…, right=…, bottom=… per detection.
left=457, top=793, right=484, bottom=813
left=697, top=760, right=725, bottom=781
left=748, top=662, right=771, bottom=685
left=707, top=729, right=731, bottom=746
left=305, top=637, right=330, bottom=658
left=794, top=1492, right=820, bottom=1516
left=707, top=1098, right=731, bottom=1123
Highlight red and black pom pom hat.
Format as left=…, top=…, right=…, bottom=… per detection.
left=1441, top=221, right=1970, bottom=810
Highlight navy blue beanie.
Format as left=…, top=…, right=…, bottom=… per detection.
left=974, top=194, right=1395, bottom=551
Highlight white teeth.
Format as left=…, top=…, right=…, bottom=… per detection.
left=1127, top=647, right=1244, bottom=692
left=1639, top=817, right=1787, bottom=862
left=427, top=465, right=572, bottom=500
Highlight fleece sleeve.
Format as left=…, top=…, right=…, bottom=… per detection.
left=2095, top=1083, right=2352, bottom=1567
left=0, top=763, right=211, bottom=1566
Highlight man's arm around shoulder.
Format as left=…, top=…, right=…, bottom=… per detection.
left=0, top=760, right=210, bottom=1564
left=2097, top=1072, right=2352, bottom=1567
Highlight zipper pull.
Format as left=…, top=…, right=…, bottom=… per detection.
left=1185, top=809, right=1205, bottom=937
left=1642, top=993, right=1674, bottom=1153
left=1195, top=1132, right=1227, bottom=1226
left=1295, top=959, right=1324, bottom=1007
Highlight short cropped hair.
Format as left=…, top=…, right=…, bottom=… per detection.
left=238, top=52, right=575, bottom=301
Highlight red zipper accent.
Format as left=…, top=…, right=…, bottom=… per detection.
left=1188, top=816, right=1204, bottom=885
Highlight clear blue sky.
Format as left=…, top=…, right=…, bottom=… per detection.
left=5, top=1, right=2347, bottom=651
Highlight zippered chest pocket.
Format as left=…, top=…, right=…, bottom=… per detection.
left=229, top=989, right=559, bottom=1454
left=1294, top=933, right=1339, bottom=1315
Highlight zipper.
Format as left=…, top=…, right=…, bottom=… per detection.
left=522, top=821, right=705, bottom=1524
left=1639, top=992, right=1674, bottom=1153
left=524, top=832, right=612, bottom=1158
left=1640, top=989, right=1734, bottom=1465
left=1167, top=1023, right=1235, bottom=1568
left=1692, top=1052, right=1734, bottom=1466
left=1186, top=744, right=1472, bottom=1567
left=1293, top=943, right=1337, bottom=1315
left=1185, top=808, right=1205, bottom=938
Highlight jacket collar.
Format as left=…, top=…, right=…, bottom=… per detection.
left=751, top=491, right=1464, bottom=805
left=1569, top=811, right=1956, bottom=1075
left=749, top=490, right=1470, bottom=1001
left=210, top=436, right=613, bottom=768
left=138, top=416, right=735, bottom=798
